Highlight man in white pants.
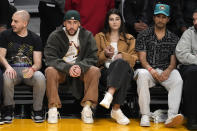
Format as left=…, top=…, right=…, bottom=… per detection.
left=135, top=3, right=184, bottom=128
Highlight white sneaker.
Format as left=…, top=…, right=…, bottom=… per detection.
left=47, top=107, right=59, bottom=124
left=81, top=106, right=94, bottom=124
left=100, top=92, right=113, bottom=109
left=165, top=114, right=184, bottom=128
left=111, top=109, right=130, bottom=125
left=140, top=115, right=150, bottom=127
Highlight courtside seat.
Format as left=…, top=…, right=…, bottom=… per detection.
left=14, top=83, right=76, bottom=105
left=14, top=84, right=33, bottom=118
left=14, top=84, right=33, bottom=105
left=13, top=83, right=77, bottom=118
left=58, top=84, right=76, bottom=104
left=150, top=84, right=168, bottom=105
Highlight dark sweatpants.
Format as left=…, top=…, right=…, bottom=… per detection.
left=100, top=59, right=134, bottom=105
left=180, top=65, right=197, bottom=119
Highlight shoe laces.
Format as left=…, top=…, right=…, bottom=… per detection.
left=33, top=110, right=43, bottom=117
left=142, top=115, right=149, bottom=122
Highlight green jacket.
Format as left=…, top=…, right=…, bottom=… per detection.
left=44, top=26, right=98, bottom=99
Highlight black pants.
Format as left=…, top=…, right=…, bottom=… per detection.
left=38, top=1, right=64, bottom=46
left=100, top=59, right=134, bottom=105
left=180, top=65, right=197, bottom=118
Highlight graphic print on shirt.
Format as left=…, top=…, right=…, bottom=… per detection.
left=63, top=41, right=80, bottom=64
left=8, top=42, right=33, bottom=67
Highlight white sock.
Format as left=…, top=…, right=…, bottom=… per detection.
left=49, top=107, right=57, bottom=111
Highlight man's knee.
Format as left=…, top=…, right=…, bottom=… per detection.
left=34, top=71, right=45, bottom=80
left=33, top=71, right=46, bottom=87
left=45, top=67, right=58, bottom=78
left=112, top=59, right=130, bottom=68
left=3, top=74, right=14, bottom=87
left=87, top=66, right=101, bottom=77
left=174, top=76, right=183, bottom=88
left=113, top=59, right=125, bottom=64
left=136, top=69, right=150, bottom=79
left=184, top=68, right=197, bottom=77
left=171, top=70, right=183, bottom=85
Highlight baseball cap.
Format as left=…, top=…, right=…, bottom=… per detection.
left=64, top=10, right=80, bottom=21
left=154, top=4, right=170, bottom=16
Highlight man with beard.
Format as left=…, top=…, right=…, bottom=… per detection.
left=148, top=0, right=185, bottom=36
left=44, top=10, right=100, bottom=124
left=176, top=9, right=197, bottom=130
left=135, top=4, right=184, bottom=127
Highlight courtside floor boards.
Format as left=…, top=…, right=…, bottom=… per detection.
left=0, top=119, right=188, bottom=131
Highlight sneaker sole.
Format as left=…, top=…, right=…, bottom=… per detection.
left=4, top=120, right=12, bottom=124
left=165, top=115, right=184, bottom=128
left=47, top=120, right=58, bottom=124
left=32, top=119, right=44, bottom=123
left=99, top=102, right=110, bottom=109
left=0, top=122, right=4, bottom=125
left=140, top=123, right=150, bottom=127
left=34, top=120, right=44, bottom=123
left=116, top=120, right=130, bottom=125
left=82, top=119, right=94, bottom=124
left=31, top=117, right=44, bottom=123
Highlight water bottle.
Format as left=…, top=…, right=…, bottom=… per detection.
left=154, top=116, right=159, bottom=124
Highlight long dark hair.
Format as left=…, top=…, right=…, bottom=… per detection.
left=103, top=9, right=128, bottom=42
left=193, top=9, right=197, bottom=15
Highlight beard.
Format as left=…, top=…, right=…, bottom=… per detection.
left=66, top=28, right=78, bottom=36
left=155, top=22, right=166, bottom=30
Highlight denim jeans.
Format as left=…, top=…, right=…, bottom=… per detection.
left=3, top=67, right=46, bottom=111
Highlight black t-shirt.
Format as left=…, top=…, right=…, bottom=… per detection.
left=0, top=29, right=42, bottom=67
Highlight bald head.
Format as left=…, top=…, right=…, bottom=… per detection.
left=11, top=10, right=30, bottom=35
left=13, top=10, right=30, bottom=24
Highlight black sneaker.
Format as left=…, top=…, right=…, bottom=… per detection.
left=2, top=105, right=14, bottom=124
left=31, top=110, right=44, bottom=123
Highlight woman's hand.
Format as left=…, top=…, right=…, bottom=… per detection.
left=114, top=53, right=122, bottom=60
left=104, top=45, right=114, bottom=58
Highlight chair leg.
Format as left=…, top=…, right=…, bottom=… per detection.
left=20, top=105, right=25, bottom=118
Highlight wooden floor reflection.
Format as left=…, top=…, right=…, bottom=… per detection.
left=0, top=119, right=189, bottom=131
